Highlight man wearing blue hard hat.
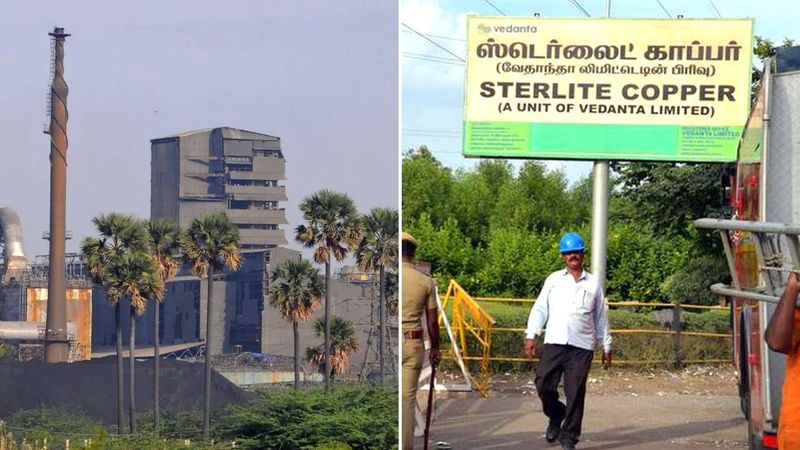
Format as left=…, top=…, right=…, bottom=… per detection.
left=523, top=232, right=612, bottom=450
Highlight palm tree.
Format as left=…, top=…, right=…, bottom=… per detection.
left=180, top=212, right=241, bottom=440
left=267, top=259, right=324, bottom=389
left=81, top=213, right=148, bottom=435
left=355, top=208, right=398, bottom=383
left=103, top=251, right=163, bottom=435
left=384, top=270, right=398, bottom=316
left=305, top=315, right=359, bottom=382
left=295, top=189, right=363, bottom=389
left=145, top=219, right=182, bottom=437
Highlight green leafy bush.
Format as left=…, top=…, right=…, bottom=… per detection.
left=214, top=385, right=398, bottom=450
left=0, top=386, right=396, bottom=450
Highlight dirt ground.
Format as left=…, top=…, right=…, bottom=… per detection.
left=419, top=365, right=747, bottom=449
left=488, top=364, right=740, bottom=396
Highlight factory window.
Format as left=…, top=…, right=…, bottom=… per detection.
left=228, top=179, right=277, bottom=187
left=227, top=163, right=253, bottom=172
left=238, top=223, right=278, bottom=230
left=229, top=200, right=278, bottom=210
left=253, top=149, right=282, bottom=158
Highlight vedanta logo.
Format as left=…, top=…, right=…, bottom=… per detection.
left=478, top=23, right=538, bottom=33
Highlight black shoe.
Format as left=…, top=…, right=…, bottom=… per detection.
left=545, top=418, right=562, bottom=443
left=561, top=442, right=576, bottom=450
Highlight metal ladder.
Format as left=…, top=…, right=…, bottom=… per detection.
left=694, top=218, right=800, bottom=304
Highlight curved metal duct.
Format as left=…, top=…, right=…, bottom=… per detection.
left=0, top=207, right=29, bottom=282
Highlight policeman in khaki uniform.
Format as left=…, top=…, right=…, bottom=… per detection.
left=401, top=232, right=440, bottom=450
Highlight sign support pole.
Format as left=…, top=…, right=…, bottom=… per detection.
left=591, top=1, right=611, bottom=287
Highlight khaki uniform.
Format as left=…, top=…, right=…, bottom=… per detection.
left=402, top=261, right=437, bottom=450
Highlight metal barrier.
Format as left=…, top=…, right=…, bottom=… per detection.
left=439, top=283, right=733, bottom=393
left=439, top=280, right=496, bottom=397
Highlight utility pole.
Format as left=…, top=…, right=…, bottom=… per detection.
left=44, top=26, right=71, bottom=363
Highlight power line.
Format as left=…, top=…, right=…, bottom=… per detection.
left=483, top=0, right=507, bottom=15
left=567, top=0, right=591, bottom=17
left=706, top=0, right=722, bottom=18
left=401, top=23, right=465, bottom=63
left=402, top=52, right=464, bottom=64
left=403, top=55, right=463, bottom=66
left=403, top=54, right=464, bottom=66
left=401, top=29, right=466, bottom=42
left=655, top=0, right=672, bottom=18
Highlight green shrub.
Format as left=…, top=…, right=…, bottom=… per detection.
left=214, top=385, right=397, bottom=450
left=683, top=309, right=730, bottom=334
left=662, top=254, right=730, bottom=305
left=0, top=390, right=396, bottom=450
left=3, top=407, right=99, bottom=448
left=315, top=443, right=353, bottom=450
left=608, top=307, right=662, bottom=329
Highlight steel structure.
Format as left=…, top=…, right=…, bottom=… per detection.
left=0, top=208, right=29, bottom=283
left=44, top=27, right=71, bottom=363
left=357, top=273, right=399, bottom=382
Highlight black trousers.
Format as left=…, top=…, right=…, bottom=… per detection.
left=535, top=344, right=594, bottom=445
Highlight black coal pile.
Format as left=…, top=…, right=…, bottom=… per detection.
left=0, top=357, right=253, bottom=423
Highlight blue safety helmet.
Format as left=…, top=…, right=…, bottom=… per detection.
left=559, top=232, right=585, bottom=253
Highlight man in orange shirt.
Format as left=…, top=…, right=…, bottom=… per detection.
left=765, top=272, right=800, bottom=448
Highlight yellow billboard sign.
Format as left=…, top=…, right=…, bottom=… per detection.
left=463, top=17, right=753, bottom=161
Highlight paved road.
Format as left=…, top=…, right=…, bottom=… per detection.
left=416, top=393, right=747, bottom=449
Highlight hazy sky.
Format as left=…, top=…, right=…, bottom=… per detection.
left=1, top=1, right=398, bottom=261
left=402, top=0, right=799, bottom=183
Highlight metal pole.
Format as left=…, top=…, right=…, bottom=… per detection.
left=44, top=27, right=71, bottom=363
left=591, top=0, right=611, bottom=286
left=759, top=59, right=774, bottom=425
left=423, top=362, right=436, bottom=450
left=591, top=162, right=609, bottom=286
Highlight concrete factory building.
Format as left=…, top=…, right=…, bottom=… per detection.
left=1, top=126, right=397, bottom=380
left=150, top=127, right=288, bottom=249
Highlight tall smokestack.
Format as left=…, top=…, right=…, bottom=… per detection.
left=44, top=26, right=70, bottom=363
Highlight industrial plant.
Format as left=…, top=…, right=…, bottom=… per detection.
left=0, top=30, right=397, bottom=384
left=0, top=123, right=398, bottom=383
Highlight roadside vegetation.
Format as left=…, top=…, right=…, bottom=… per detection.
left=0, top=385, right=398, bottom=450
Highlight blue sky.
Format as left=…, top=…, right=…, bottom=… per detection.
left=1, top=1, right=397, bottom=260
left=401, top=0, right=797, bottom=182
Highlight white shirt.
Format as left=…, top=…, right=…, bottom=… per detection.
left=525, top=268, right=612, bottom=352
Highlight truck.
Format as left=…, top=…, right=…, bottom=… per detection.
left=695, top=47, right=800, bottom=450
